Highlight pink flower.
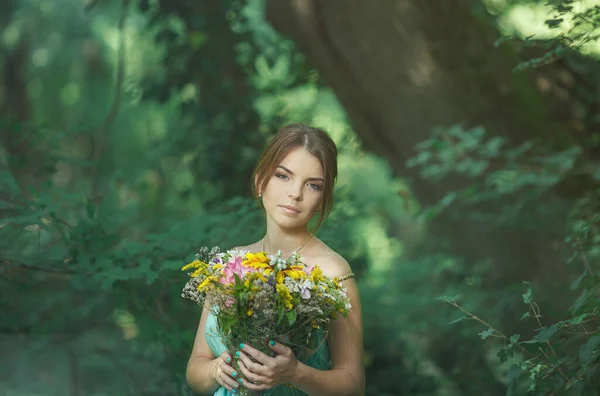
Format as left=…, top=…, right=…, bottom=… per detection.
left=225, top=297, right=235, bottom=308
left=303, top=264, right=314, bottom=275
left=219, top=255, right=255, bottom=285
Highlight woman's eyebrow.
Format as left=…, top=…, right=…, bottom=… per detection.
left=276, top=165, right=324, bottom=182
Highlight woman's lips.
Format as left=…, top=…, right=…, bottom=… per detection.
left=279, top=205, right=300, bottom=214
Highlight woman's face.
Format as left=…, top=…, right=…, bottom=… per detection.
left=260, top=147, right=325, bottom=230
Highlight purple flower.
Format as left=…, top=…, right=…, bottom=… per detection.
left=301, top=288, right=311, bottom=300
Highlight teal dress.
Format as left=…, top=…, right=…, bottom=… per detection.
left=205, top=312, right=332, bottom=395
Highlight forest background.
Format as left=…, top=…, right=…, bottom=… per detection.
left=2, top=0, right=600, bottom=395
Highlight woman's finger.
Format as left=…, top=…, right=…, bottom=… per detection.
left=237, top=357, right=263, bottom=384
left=238, top=342, right=271, bottom=365
left=216, top=361, right=241, bottom=393
left=267, top=339, right=291, bottom=357
left=238, top=376, right=267, bottom=392
left=236, top=349, right=268, bottom=375
left=220, top=351, right=233, bottom=365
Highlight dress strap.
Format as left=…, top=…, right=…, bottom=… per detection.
left=338, top=272, right=355, bottom=282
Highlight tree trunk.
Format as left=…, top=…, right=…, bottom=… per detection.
left=264, top=1, right=594, bottom=393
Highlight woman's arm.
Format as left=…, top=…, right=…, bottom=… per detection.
left=291, top=274, right=365, bottom=396
left=186, top=305, right=238, bottom=394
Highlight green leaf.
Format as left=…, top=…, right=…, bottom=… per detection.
left=535, top=324, right=558, bottom=343
left=570, top=271, right=587, bottom=290
left=478, top=328, right=494, bottom=340
left=570, top=289, right=589, bottom=312
left=497, top=347, right=509, bottom=363
left=568, top=313, right=588, bottom=326
left=522, top=281, right=533, bottom=304
left=579, top=335, right=600, bottom=364
left=146, top=270, right=159, bottom=285
left=510, top=334, right=520, bottom=344
left=449, top=316, right=467, bottom=324
left=545, top=18, right=564, bottom=28
left=520, top=312, right=531, bottom=321
left=286, top=309, right=297, bottom=326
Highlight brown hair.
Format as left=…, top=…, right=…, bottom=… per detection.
left=252, top=123, right=338, bottom=231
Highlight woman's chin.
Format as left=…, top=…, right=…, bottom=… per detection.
left=270, top=214, right=308, bottom=229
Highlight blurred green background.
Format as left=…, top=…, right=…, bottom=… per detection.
left=2, top=0, right=600, bottom=395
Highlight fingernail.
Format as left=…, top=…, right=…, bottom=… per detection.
left=238, top=379, right=243, bottom=384
left=232, top=389, right=237, bottom=394
left=240, top=343, right=245, bottom=349
left=269, top=339, right=275, bottom=346
left=235, top=351, right=241, bottom=357
left=226, top=357, right=231, bottom=363
left=234, top=382, right=239, bottom=388
left=232, top=371, right=237, bottom=377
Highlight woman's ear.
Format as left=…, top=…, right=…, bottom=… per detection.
left=254, top=174, right=261, bottom=196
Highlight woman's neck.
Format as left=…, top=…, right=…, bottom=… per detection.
left=262, top=228, right=313, bottom=257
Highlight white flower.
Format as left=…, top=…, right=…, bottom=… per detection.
left=227, top=248, right=248, bottom=258
left=270, top=251, right=288, bottom=270
left=300, top=278, right=314, bottom=290
left=284, top=278, right=301, bottom=293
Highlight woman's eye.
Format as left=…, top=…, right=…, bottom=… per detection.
left=275, top=173, right=288, bottom=180
left=308, top=183, right=323, bottom=191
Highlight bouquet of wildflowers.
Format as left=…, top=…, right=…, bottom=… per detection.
left=181, top=246, right=352, bottom=392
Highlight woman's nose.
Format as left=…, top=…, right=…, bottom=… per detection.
left=287, top=184, right=303, bottom=200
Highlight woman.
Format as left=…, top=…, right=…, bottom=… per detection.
left=185, top=124, right=365, bottom=395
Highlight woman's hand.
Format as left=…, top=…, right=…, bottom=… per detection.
left=235, top=340, right=299, bottom=392
left=211, top=351, right=241, bottom=393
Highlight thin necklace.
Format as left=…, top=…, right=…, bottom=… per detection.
left=262, top=233, right=313, bottom=258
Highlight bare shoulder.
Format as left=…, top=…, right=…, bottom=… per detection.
left=308, top=240, right=353, bottom=279
left=234, top=241, right=262, bottom=252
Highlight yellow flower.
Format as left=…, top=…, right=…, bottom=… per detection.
left=243, top=252, right=270, bottom=266
left=197, top=275, right=216, bottom=291
left=247, top=308, right=253, bottom=316
left=276, top=271, right=285, bottom=284
left=247, top=252, right=270, bottom=262
left=254, top=272, right=268, bottom=282
left=276, top=284, right=293, bottom=309
left=283, top=269, right=303, bottom=280
left=311, top=266, right=325, bottom=283
left=181, top=260, right=206, bottom=272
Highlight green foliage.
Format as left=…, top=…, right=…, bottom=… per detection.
left=405, top=2, right=600, bottom=384
left=410, top=114, right=600, bottom=395
left=543, top=1, right=600, bottom=50
left=0, top=1, right=414, bottom=394
left=407, top=124, right=585, bottom=226
left=441, top=263, right=600, bottom=395
left=8, top=0, right=600, bottom=395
